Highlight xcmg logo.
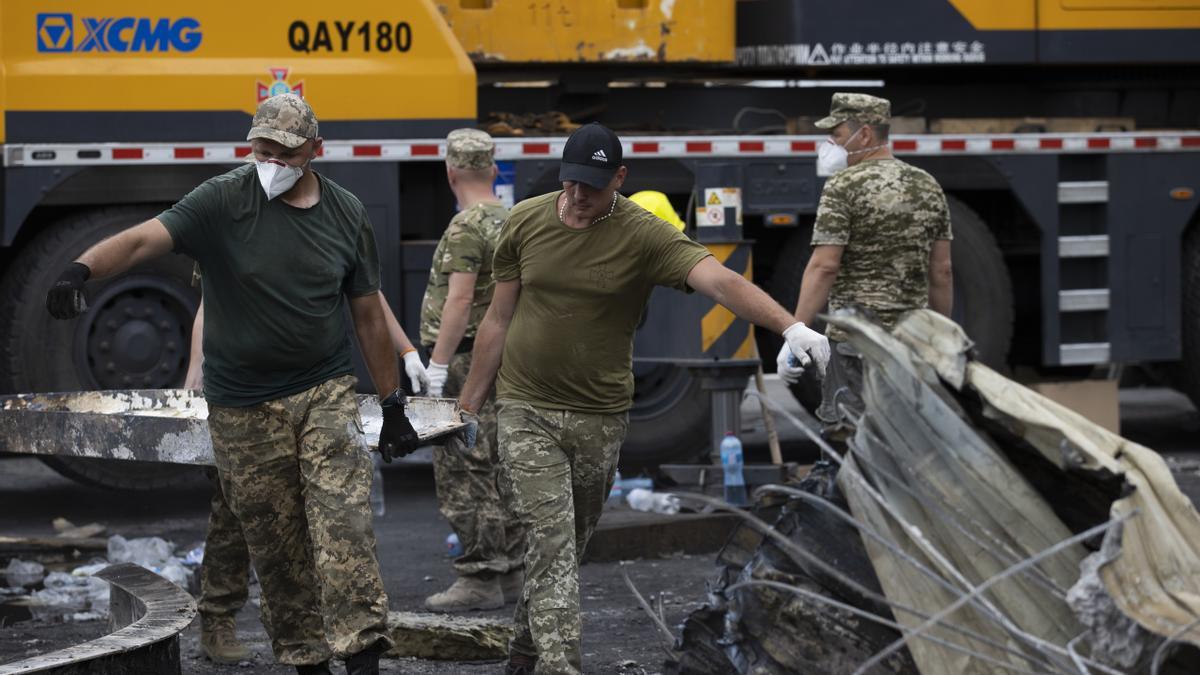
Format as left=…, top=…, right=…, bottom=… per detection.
left=36, top=13, right=202, bottom=53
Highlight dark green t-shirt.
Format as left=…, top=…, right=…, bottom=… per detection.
left=159, top=164, right=380, bottom=407
left=493, top=191, right=712, bottom=414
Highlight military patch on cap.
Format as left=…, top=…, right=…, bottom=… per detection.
left=446, top=128, right=495, bottom=170
left=815, top=92, right=891, bottom=130
left=246, top=93, right=318, bottom=149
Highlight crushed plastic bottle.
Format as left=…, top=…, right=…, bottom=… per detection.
left=445, top=532, right=463, bottom=557
left=107, top=535, right=173, bottom=568
left=625, top=488, right=681, bottom=515
left=5, top=559, right=45, bottom=588
left=183, top=545, right=205, bottom=567
left=29, top=570, right=109, bottom=622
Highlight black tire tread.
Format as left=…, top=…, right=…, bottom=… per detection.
left=0, top=206, right=202, bottom=490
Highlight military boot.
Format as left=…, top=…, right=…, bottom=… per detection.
left=344, top=639, right=388, bottom=675
left=505, top=652, right=538, bottom=675
left=424, top=575, right=504, bottom=612
left=499, top=569, right=525, bottom=605
left=200, top=615, right=251, bottom=664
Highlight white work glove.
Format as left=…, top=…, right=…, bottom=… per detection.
left=781, top=321, right=831, bottom=380
left=426, top=361, right=449, bottom=398
left=776, top=343, right=807, bottom=384
left=403, top=350, right=430, bottom=395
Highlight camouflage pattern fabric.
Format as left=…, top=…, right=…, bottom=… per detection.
left=815, top=92, right=892, bottom=129
left=418, top=202, right=508, bottom=346
left=811, top=158, right=952, bottom=343
left=816, top=340, right=866, bottom=440
left=198, top=468, right=251, bottom=623
left=496, top=399, right=629, bottom=675
left=246, top=93, right=318, bottom=149
left=446, top=128, right=495, bottom=170
left=207, top=375, right=392, bottom=665
left=433, top=351, right=524, bottom=577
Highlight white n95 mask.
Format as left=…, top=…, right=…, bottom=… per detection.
left=256, top=160, right=304, bottom=200
left=816, top=139, right=849, bottom=177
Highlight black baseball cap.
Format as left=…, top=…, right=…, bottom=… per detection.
left=558, top=123, right=623, bottom=189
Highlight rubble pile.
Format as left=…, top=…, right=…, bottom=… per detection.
left=671, top=310, right=1200, bottom=675
left=1, top=527, right=200, bottom=625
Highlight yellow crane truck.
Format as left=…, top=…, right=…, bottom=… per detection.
left=0, top=0, right=1197, bottom=487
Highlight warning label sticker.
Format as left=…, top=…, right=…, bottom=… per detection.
left=736, top=40, right=987, bottom=67
left=698, top=188, right=741, bottom=227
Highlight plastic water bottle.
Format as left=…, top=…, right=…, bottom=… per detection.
left=607, top=470, right=624, bottom=508
left=445, top=532, right=463, bottom=557
left=370, top=453, right=386, bottom=517
left=720, top=432, right=749, bottom=506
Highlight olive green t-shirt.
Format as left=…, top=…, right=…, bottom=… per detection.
left=493, top=191, right=711, bottom=414
left=418, top=201, right=508, bottom=346
left=159, top=164, right=381, bottom=407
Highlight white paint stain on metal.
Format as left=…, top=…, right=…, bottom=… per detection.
left=602, top=42, right=656, bottom=60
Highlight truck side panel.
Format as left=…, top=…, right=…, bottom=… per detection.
left=1108, top=153, right=1200, bottom=363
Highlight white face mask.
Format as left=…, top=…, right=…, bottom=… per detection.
left=816, top=125, right=865, bottom=177
left=256, top=159, right=304, bottom=200
left=816, top=138, right=850, bottom=177
left=816, top=126, right=888, bottom=177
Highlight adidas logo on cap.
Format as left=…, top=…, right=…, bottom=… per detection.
left=591, top=149, right=608, bottom=162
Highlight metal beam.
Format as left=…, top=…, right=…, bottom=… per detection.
left=0, top=563, right=196, bottom=675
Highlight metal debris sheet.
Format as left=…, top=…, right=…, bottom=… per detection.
left=0, top=389, right=466, bottom=466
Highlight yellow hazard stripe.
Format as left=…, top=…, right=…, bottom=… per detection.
left=701, top=247, right=753, bottom=353
left=734, top=330, right=758, bottom=360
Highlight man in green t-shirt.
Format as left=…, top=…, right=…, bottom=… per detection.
left=780, top=93, right=953, bottom=436
left=457, top=123, right=832, bottom=675
left=45, top=94, right=418, bottom=675
left=419, top=129, right=525, bottom=612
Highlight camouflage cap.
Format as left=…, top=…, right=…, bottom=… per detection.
left=815, top=92, right=891, bottom=129
left=246, top=94, right=318, bottom=149
left=445, top=128, right=495, bottom=170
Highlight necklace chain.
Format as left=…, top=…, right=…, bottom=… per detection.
left=560, top=191, right=618, bottom=226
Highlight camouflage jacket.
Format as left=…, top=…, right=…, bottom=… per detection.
left=419, top=202, right=508, bottom=346
left=811, top=158, right=952, bottom=342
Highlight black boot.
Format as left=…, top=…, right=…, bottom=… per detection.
left=505, top=652, right=538, bottom=675
left=295, top=663, right=333, bottom=675
left=345, top=639, right=388, bottom=675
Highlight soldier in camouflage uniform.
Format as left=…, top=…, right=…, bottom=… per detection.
left=419, top=129, right=525, bottom=612
left=457, top=123, right=830, bottom=675
left=182, top=269, right=253, bottom=665
left=778, top=92, right=954, bottom=435
left=45, top=94, right=423, bottom=675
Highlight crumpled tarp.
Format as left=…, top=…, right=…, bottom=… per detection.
left=833, top=309, right=1200, bottom=672
left=672, top=309, right=1200, bottom=675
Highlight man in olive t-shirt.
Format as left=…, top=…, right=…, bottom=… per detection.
left=457, top=123, right=832, bottom=675
left=44, top=95, right=418, bottom=675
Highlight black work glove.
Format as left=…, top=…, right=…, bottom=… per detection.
left=46, top=262, right=91, bottom=319
left=460, top=408, right=480, bottom=449
left=378, top=389, right=419, bottom=463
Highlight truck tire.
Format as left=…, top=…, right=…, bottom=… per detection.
left=0, top=206, right=203, bottom=490
left=621, top=363, right=711, bottom=471
left=1181, top=220, right=1200, bottom=408
left=766, top=195, right=1013, bottom=411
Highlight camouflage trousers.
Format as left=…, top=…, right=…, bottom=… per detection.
left=197, top=468, right=250, bottom=626
left=207, top=375, right=392, bottom=665
left=815, top=340, right=865, bottom=440
left=434, top=351, right=524, bottom=578
left=497, top=399, right=628, bottom=675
